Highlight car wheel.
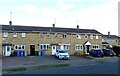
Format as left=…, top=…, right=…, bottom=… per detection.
left=58, top=56, right=62, bottom=60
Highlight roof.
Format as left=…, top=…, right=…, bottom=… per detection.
left=0, top=25, right=101, bottom=34
left=103, top=35, right=120, bottom=39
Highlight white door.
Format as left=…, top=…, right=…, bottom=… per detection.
left=4, top=46, right=11, bottom=56
left=52, top=45, right=56, bottom=55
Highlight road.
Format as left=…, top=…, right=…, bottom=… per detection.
left=6, top=61, right=119, bottom=74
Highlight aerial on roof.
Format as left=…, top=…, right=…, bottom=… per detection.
left=0, top=24, right=101, bottom=34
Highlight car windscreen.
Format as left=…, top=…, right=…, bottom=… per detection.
left=94, top=50, right=101, bottom=51
left=59, top=51, right=67, bottom=53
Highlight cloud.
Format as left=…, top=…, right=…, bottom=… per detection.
left=17, top=4, right=40, bottom=14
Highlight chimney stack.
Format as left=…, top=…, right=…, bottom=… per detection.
left=9, top=21, right=12, bottom=25
left=9, top=12, right=12, bottom=25
left=108, top=31, right=110, bottom=37
left=77, top=25, right=79, bottom=29
left=53, top=18, right=56, bottom=28
left=53, top=24, right=55, bottom=28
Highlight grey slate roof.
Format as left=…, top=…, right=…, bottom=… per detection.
left=102, top=35, right=120, bottom=39
left=0, top=25, right=101, bottom=34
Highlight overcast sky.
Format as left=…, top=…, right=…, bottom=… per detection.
left=0, top=0, right=119, bottom=35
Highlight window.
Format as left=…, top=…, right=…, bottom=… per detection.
left=14, top=45, right=25, bottom=50
left=60, top=44, right=70, bottom=50
left=13, top=32, right=17, bottom=38
left=84, top=35, right=88, bottom=39
left=92, top=44, right=99, bottom=49
left=63, top=45, right=69, bottom=50
left=75, top=44, right=83, bottom=51
left=3, top=32, right=8, bottom=37
left=39, top=32, right=43, bottom=38
left=76, top=34, right=81, bottom=39
left=40, top=44, right=49, bottom=50
left=62, top=33, right=68, bottom=38
left=90, top=35, right=93, bottom=39
left=47, top=33, right=50, bottom=38
left=96, top=35, right=99, bottom=39
left=55, top=33, right=58, bottom=38
left=22, top=33, right=26, bottom=37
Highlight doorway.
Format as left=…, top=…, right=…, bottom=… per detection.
left=52, top=45, right=57, bottom=55
left=30, top=45, right=35, bottom=56
left=86, top=45, right=90, bottom=54
left=4, top=46, right=11, bottom=56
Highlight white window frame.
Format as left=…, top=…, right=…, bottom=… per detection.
left=22, top=33, right=26, bottom=38
left=75, top=44, right=83, bottom=51
left=90, top=35, right=93, bottom=39
left=14, top=45, right=25, bottom=50
left=84, top=35, right=88, bottom=39
left=13, top=32, right=17, bottom=38
left=3, top=32, right=8, bottom=37
left=76, top=34, right=81, bottom=39
left=59, top=44, right=70, bottom=50
left=47, top=33, right=50, bottom=38
left=55, top=33, right=58, bottom=38
left=40, top=44, right=49, bottom=50
left=96, top=35, right=99, bottom=39
left=92, top=44, right=99, bottom=49
left=62, top=33, right=68, bottom=39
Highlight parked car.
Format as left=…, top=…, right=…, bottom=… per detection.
left=55, top=50, right=70, bottom=60
left=102, top=49, right=116, bottom=56
left=112, top=45, right=120, bottom=56
left=89, top=49, right=104, bottom=57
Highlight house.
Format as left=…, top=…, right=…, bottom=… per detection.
left=102, top=32, right=120, bottom=49
left=0, top=24, right=102, bottom=56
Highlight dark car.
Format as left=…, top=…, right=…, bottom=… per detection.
left=112, top=46, right=120, bottom=56
left=102, top=49, right=116, bottom=56
left=89, top=49, right=104, bottom=57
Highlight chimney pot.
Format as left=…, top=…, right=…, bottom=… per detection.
left=9, top=21, right=12, bottom=25
left=53, top=24, right=55, bottom=28
left=108, top=31, right=110, bottom=37
left=77, top=25, right=79, bottom=29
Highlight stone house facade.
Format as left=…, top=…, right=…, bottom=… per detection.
left=0, top=24, right=102, bottom=56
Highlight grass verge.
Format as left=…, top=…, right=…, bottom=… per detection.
left=3, top=67, right=27, bottom=72
left=31, top=64, right=70, bottom=70
left=3, top=64, right=70, bottom=72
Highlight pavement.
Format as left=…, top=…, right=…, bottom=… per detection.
left=1, top=55, right=118, bottom=70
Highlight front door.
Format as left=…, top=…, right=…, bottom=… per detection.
left=86, top=45, right=90, bottom=53
left=85, top=45, right=90, bottom=54
left=4, top=46, right=11, bottom=56
left=52, top=45, right=57, bottom=55
left=30, top=45, right=35, bottom=56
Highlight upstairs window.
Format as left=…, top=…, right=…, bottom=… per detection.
left=62, top=33, right=68, bottom=38
left=55, top=33, right=58, bottom=38
left=76, top=34, right=81, bottom=39
left=96, top=35, right=99, bottom=39
left=3, top=32, right=8, bottom=37
left=39, top=32, right=43, bottom=38
left=13, top=32, right=17, bottom=38
left=47, top=33, right=50, bottom=38
left=22, top=33, right=26, bottom=38
left=84, top=35, right=88, bottom=39
left=90, top=35, right=93, bottom=39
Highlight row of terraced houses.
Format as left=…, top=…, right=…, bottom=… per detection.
left=0, top=23, right=120, bottom=56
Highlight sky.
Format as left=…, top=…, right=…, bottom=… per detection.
left=0, top=0, right=119, bottom=36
